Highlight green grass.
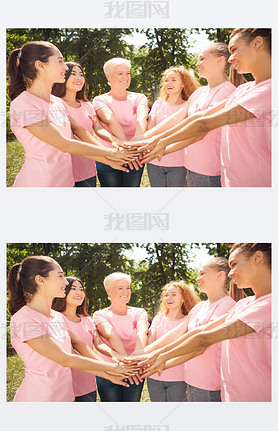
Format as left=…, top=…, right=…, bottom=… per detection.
left=7, top=352, right=151, bottom=402
left=6, top=138, right=150, bottom=187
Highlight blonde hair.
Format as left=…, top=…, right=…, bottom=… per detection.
left=160, top=66, right=200, bottom=101
left=103, top=272, right=131, bottom=294
left=205, top=42, right=245, bottom=87
left=160, top=281, right=199, bottom=316
left=103, top=57, right=131, bottom=76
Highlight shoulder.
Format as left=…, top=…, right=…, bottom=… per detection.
left=129, top=92, right=148, bottom=104
left=11, top=91, right=41, bottom=110
left=129, top=307, right=148, bottom=318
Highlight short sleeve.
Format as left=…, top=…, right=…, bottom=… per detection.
left=236, top=83, right=271, bottom=118
left=135, top=308, right=148, bottom=322
left=135, top=93, right=148, bottom=107
left=234, top=298, right=271, bottom=333
left=93, top=309, right=109, bottom=326
left=149, top=314, right=160, bottom=330
left=10, top=97, right=46, bottom=128
left=149, top=100, right=160, bottom=116
left=93, top=95, right=109, bottom=112
left=10, top=312, right=47, bottom=343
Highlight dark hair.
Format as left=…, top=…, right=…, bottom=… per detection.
left=206, top=42, right=245, bottom=87
left=229, top=28, right=271, bottom=54
left=229, top=243, right=271, bottom=268
left=8, top=256, right=56, bottom=315
left=52, top=276, right=88, bottom=316
left=7, top=41, right=56, bottom=100
left=206, top=256, right=245, bottom=301
left=51, top=62, right=88, bottom=101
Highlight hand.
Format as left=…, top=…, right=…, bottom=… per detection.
left=141, top=359, right=166, bottom=378
left=123, top=350, right=160, bottom=367
left=124, top=137, right=158, bottom=151
left=103, top=372, right=130, bottom=387
left=141, top=143, right=165, bottom=164
left=105, top=159, right=129, bottom=172
left=108, top=147, right=139, bottom=163
left=109, top=361, right=140, bottom=377
left=126, top=373, right=143, bottom=385
left=126, top=159, right=143, bottom=170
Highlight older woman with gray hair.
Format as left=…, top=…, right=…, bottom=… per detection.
left=93, top=57, right=148, bottom=187
left=93, top=272, right=149, bottom=401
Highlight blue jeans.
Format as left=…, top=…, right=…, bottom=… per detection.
left=74, top=390, right=97, bottom=402
left=74, top=176, right=96, bottom=187
left=147, top=164, right=188, bottom=187
left=186, top=169, right=221, bottom=187
left=96, top=161, right=144, bottom=187
left=186, top=384, right=221, bottom=402
left=147, top=378, right=188, bottom=402
left=96, top=376, right=144, bottom=402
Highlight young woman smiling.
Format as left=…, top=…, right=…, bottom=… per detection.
left=8, top=42, right=137, bottom=187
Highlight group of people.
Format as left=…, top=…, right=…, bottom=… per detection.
left=8, top=243, right=271, bottom=402
left=8, top=28, right=271, bottom=187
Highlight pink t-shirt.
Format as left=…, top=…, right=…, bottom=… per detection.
left=185, top=81, right=236, bottom=176
left=184, top=296, right=236, bottom=391
left=221, top=293, right=271, bottom=402
left=148, top=99, right=187, bottom=167
left=10, top=306, right=74, bottom=402
left=93, top=307, right=148, bottom=362
left=63, top=314, right=97, bottom=397
left=148, top=313, right=186, bottom=381
left=10, top=91, right=74, bottom=187
left=93, top=92, right=148, bottom=148
left=221, top=78, right=271, bottom=187
left=63, top=100, right=97, bottom=182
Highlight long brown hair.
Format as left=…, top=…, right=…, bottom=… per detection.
left=52, top=276, right=88, bottom=316
left=52, top=62, right=88, bottom=101
left=159, top=66, right=200, bottom=102
left=8, top=256, right=56, bottom=315
left=7, top=41, right=56, bottom=101
left=160, top=281, right=200, bottom=316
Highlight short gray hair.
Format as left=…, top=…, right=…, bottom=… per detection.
left=103, top=272, right=131, bottom=293
left=103, top=57, right=131, bottom=76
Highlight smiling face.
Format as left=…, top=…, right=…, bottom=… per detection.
left=38, top=262, right=68, bottom=299
left=37, top=48, right=68, bottom=84
left=109, top=278, right=131, bottom=305
left=228, top=249, right=254, bottom=288
left=107, top=64, right=131, bottom=90
left=196, top=264, right=222, bottom=294
left=164, top=285, right=183, bottom=311
left=65, top=65, right=85, bottom=93
left=164, top=71, right=184, bottom=96
left=228, top=34, right=256, bottom=74
left=196, top=49, right=222, bottom=79
left=66, top=280, right=85, bottom=307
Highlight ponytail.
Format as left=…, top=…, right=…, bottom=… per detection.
left=7, top=256, right=56, bottom=315
left=229, top=280, right=246, bottom=302
left=228, top=65, right=246, bottom=87
left=7, top=48, right=26, bottom=101
left=8, top=263, right=26, bottom=315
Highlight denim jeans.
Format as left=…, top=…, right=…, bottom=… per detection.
left=186, top=169, right=221, bottom=187
left=147, top=164, right=188, bottom=187
left=96, top=161, right=144, bottom=187
left=96, top=376, right=144, bottom=402
left=186, top=384, right=221, bottom=402
left=147, top=378, right=188, bottom=402
left=74, top=390, right=97, bottom=402
left=74, top=176, right=96, bottom=187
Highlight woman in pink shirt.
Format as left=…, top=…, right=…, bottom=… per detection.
left=93, top=57, right=148, bottom=187
left=147, top=281, right=199, bottom=401
left=52, top=62, right=124, bottom=187
left=138, top=29, right=271, bottom=187
left=93, top=272, right=149, bottom=401
left=131, top=257, right=238, bottom=402
left=8, top=42, right=137, bottom=187
left=147, top=66, right=199, bottom=187
left=8, top=256, right=139, bottom=402
left=139, top=244, right=271, bottom=402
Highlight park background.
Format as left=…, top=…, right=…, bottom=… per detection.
left=6, top=242, right=254, bottom=402
left=6, top=27, right=248, bottom=187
